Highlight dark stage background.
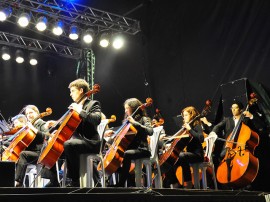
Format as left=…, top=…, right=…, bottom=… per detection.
left=1, top=0, right=270, bottom=192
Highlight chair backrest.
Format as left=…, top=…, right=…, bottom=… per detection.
left=149, top=126, right=163, bottom=159
left=204, top=134, right=217, bottom=162
left=97, top=119, right=109, bottom=154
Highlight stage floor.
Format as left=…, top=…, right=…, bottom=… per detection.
left=0, top=187, right=268, bottom=202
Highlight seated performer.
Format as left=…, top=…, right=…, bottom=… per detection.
left=110, top=98, right=153, bottom=187
left=2, top=114, right=28, bottom=148
left=63, top=78, right=102, bottom=187
left=163, top=106, right=205, bottom=189
left=15, top=105, right=55, bottom=187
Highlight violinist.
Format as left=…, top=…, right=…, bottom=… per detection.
left=163, top=106, right=204, bottom=189
left=15, top=105, right=51, bottom=187
left=111, top=98, right=153, bottom=187
left=63, top=78, right=102, bottom=187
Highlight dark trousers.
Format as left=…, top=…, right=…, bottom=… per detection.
left=15, top=150, right=40, bottom=183
left=164, top=151, right=203, bottom=187
left=63, top=138, right=100, bottom=183
left=118, top=149, right=151, bottom=186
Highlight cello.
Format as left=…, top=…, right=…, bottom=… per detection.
left=159, top=101, right=212, bottom=174
left=2, top=108, right=52, bottom=162
left=216, top=94, right=260, bottom=188
left=99, top=98, right=153, bottom=176
left=38, top=84, right=100, bottom=169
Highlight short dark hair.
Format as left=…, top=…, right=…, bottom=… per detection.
left=232, top=100, right=244, bottom=110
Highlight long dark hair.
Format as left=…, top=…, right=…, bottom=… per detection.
left=124, top=98, right=147, bottom=120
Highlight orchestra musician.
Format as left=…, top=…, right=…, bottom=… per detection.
left=151, top=111, right=167, bottom=156
left=15, top=105, right=52, bottom=187
left=163, top=106, right=205, bottom=189
left=63, top=78, right=102, bottom=187
left=2, top=114, right=28, bottom=149
left=111, top=98, right=153, bottom=187
left=209, top=100, right=264, bottom=162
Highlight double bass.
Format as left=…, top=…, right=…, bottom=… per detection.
left=99, top=98, right=153, bottom=176
left=38, top=84, right=100, bottom=169
left=216, top=94, right=260, bottom=188
left=2, top=108, right=52, bottom=162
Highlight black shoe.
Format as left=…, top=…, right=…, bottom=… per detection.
left=44, top=181, right=60, bottom=187
left=66, top=180, right=80, bottom=187
left=15, top=182, right=23, bottom=187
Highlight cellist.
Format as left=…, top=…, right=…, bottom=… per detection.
left=162, top=106, right=205, bottom=189
left=111, top=98, right=153, bottom=187
left=63, top=78, right=102, bottom=187
left=15, top=105, right=52, bottom=187
left=2, top=114, right=28, bottom=149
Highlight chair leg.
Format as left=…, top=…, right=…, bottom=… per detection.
left=145, top=162, right=152, bottom=188
left=155, top=163, right=163, bottom=188
left=211, top=165, right=218, bottom=190
left=62, top=161, right=67, bottom=187
left=192, top=164, right=201, bottom=189
left=201, top=166, right=208, bottom=189
left=134, top=159, right=143, bottom=187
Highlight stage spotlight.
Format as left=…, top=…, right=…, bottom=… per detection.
left=1, top=46, right=11, bottom=61
left=18, top=13, right=30, bottom=27
left=83, top=28, right=94, bottom=44
left=69, top=24, right=79, bottom=40
left=0, top=7, right=12, bottom=22
left=36, top=16, right=47, bottom=32
left=15, top=49, right=24, bottom=63
left=29, top=52, right=38, bottom=66
left=52, top=20, right=64, bottom=36
left=112, top=34, right=124, bottom=49
left=99, top=32, right=110, bottom=48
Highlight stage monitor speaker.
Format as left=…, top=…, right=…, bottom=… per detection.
left=0, top=161, right=15, bottom=187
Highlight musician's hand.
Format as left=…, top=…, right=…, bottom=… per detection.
left=200, top=117, right=212, bottom=127
left=104, top=129, right=114, bottom=137
left=159, top=134, right=166, bottom=141
left=68, top=103, right=83, bottom=114
left=45, top=120, right=56, bottom=130
left=27, top=122, right=38, bottom=134
left=243, top=111, right=253, bottom=119
left=182, top=123, right=191, bottom=131
left=126, top=116, right=136, bottom=124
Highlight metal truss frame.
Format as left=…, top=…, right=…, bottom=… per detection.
left=0, top=31, right=82, bottom=59
left=1, top=0, right=141, bottom=35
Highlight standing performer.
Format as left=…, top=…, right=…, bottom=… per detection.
left=63, top=78, right=102, bottom=187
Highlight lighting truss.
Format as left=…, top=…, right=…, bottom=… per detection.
left=0, top=31, right=82, bottom=59
left=1, top=0, right=141, bottom=35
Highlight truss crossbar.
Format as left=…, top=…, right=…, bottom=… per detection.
left=2, top=0, right=140, bottom=35
left=0, top=31, right=82, bottom=59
